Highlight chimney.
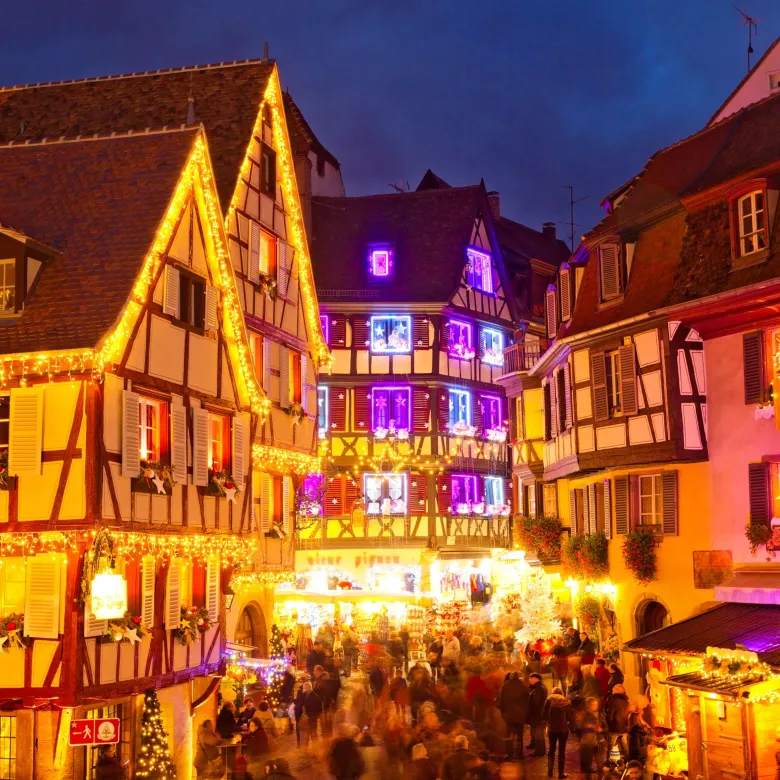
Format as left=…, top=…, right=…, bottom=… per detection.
left=487, top=191, right=500, bottom=219
left=542, top=222, right=556, bottom=240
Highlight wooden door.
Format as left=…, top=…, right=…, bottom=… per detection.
left=702, top=698, right=747, bottom=780
left=686, top=692, right=704, bottom=780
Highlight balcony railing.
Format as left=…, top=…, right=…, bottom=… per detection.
left=502, top=341, right=543, bottom=374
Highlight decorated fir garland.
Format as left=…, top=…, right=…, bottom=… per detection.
left=622, top=530, right=657, bottom=584
left=562, top=532, right=609, bottom=581
left=209, top=470, right=241, bottom=503
left=106, top=612, right=150, bottom=644
left=139, top=460, right=176, bottom=493
left=514, top=515, right=563, bottom=559
left=745, top=522, right=773, bottom=555
left=175, top=606, right=212, bottom=646
left=703, top=648, right=771, bottom=680
left=286, top=402, right=305, bottom=425
left=258, top=271, right=278, bottom=300
left=0, top=613, right=25, bottom=651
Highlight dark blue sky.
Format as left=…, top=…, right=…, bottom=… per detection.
left=3, top=1, right=780, bottom=241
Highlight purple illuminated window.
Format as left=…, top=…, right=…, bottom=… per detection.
left=449, top=320, right=475, bottom=360
left=372, top=386, right=411, bottom=436
left=482, top=394, right=502, bottom=432
left=466, top=248, right=493, bottom=294
left=369, top=248, right=393, bottom=277
left=320, top=314, right=329, bottom=346
left=299, top=474, right=325, bottom=516
left=451, top=474, right=478, bottom=514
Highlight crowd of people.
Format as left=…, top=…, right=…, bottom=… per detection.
left=191, top=625, right=655, bottom=780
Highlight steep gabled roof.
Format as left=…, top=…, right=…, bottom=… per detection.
left=0, top=59, right=275, bottom=211
left=416, top=169, right=451, bottom=191
left=0, top=127, right=198, bottom=353
left=283, top=91, right=340, bottom=170
left=495, top=216, right=570, bottom=267
left=311, top=186, right=485, bottom=303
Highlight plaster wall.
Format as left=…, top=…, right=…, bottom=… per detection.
left=711, top=45, right=780, bottom=124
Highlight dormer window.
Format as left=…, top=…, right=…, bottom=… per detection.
left=466, top=248, right=493, bottom=294
left=0, top=260, right=15, bottom=314
left=737, top=191, right=767, bottom=256
left=598, top=243, right=623, bottom=303
left=369, top=247, right=393, bottom=277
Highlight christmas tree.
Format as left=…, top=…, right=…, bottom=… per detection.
left=514, top=572, right=562, bottom=645
left=265, top=624, right=286, bottom=710
left=269, top=623, right=284, bottom=660
left=137, top=689, right=177, bottom=778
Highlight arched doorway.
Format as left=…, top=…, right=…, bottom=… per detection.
left=234, top=602, right=268, bottom=658
left=637, top=599, right=669, bottom=636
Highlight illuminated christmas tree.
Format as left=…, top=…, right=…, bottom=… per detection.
left=514, top=572, right=562, bottom=645
left=137, top=689, right=177, bottom=778
left=266, top=624, right=286, bottom=709
left=269, top=624, right=284, bottom=660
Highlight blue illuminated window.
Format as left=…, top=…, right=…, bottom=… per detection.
left=484, top=476, right=504, bottom=515
left=370, top=315, right=411, bottom=353
left=466, top=248, right=493, bottom=294
left=449, top=389, right=471, bottom=428
left=481, top=327, right=504, bottom=366
left=317, top=387, right=328, bottom=435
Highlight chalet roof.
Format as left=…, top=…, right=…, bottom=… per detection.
left=311, top=186, right=485, bottom=303
left=0, top=127, right=199, bottom=353
left=0, top=59, right=275, bottom=211
left=283, top=91, right=340, bottom=170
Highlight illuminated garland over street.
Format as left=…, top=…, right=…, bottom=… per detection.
left=253, top=443, right=320, bottom=476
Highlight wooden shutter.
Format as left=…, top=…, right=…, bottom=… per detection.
left=329, top=388, right=347, bottom=432
left=409, top=474, right=427, bottom=513
left=345, top=477, right=359, bottom=514
left=25, top=555, right=62, bottom=639
left=300, top=355, right=309, bottom=414
left=505, top=478, right=513, bottom=513
left=743, top=332, right=766, bottom=404
left=618, top=343, right=638, bottom=416
left=352, top=317, right=370, bottom=349
left=588, top=484, right=598, bottom=534
left=437, top=474, right=452, bottom=513
left=9, top=386, right=44, bottom=476
left=170, top=402, right=187, bottom=484
left=262, top=340, right=272, bottom=391
left=191, top=407, right=210, bottom=487
left=603, top=479, right=612, bottom=540
left=559, top=263, right=572, bottom=321
left=545, top=285, right=558, bottom=339
left=249, top=222, right=260, bottom=283
left=232, top=417, right=246, bottom=489
left=141, top=556, right=156, bottom=629
left=563, top=362, right=573, bottom=430
left=84, top=597, right=108, bottom=638
left=413, top=316, right=430, bottom=348
left=413, top=388, right=430, bottom=433
left=748, top=462, right=771, bottom=524
left=662, top=471, right=679, bottom=536
left=164, top=264, right=180, bottom=318
left=472, top=394, right=483, bottom=435
left=324, top=476, right=343, bottom=516
left=283, top=477, right=292, bottom=534
left=569, top=489, right=578, bottom=533
left=441, top=320, right=450, bottom=351
left=165, top=559, right=182, bottom=630
left=354, top=388, right=371, bottom=431
left=549, top=377, right=559, bottom=438
left=591, top=351, right=609, bottom=422
left=205, top=557, right=219, bottom=622
left=277, top=241, right=289, bottom=297
left=204, top=285, right=219, bottom=332
left=557, top=368, right=567, bottom=432
left=599, top=243, right=620, bottom=300
left=614, top=475, right=629, bottom=535
left=330, top=316, right=347, bottom=347
left=121, top=389, right=140, bottom=478
left=582, top=483, right=590, bottom=534
left=260, top=474, right=272, bottom=531
left=437, top=389, right=450, bottom=432
left=543, top=382, right=552, bottom=441
left=280, top=348, right=291, bottom=409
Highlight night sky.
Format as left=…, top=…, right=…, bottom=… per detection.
left=3, top=1, right=780, bottom=242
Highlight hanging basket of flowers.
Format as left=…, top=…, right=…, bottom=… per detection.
left=0, top=613, right=26, bottom=651
left=562, top=532, right=609, bottom=581
left=176, top=606, right=213, bottom=646
left=622, top=530, right=657, bottom=584
left=515, top=516, right=564, bottom=560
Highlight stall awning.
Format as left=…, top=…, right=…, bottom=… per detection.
left=715, top=570, right=780, bottom=605
left=624, top=602, right=780, bottom=667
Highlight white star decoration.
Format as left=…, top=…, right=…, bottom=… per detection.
left=412, top=481, right=418, bottom=488
left=152, top=475, right=167, bottom=494
left=338, top=393, right=345, bottom=400
left=331, top=498, right=338, bottom=505
left=225, top=487, right=238, bottom=504
left=0, top=636, right=7, bottom=650
left=125, top=628, right=141, bottom=644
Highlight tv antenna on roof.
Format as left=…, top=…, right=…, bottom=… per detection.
left=733, top=5, right=759, bottom=73
left=562, top=185, right=587, bottom=252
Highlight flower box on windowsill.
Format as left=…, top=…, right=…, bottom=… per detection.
left=450, top=422, right=477, bottom=438
left=133, top=463, right=175, bottom=496
left=482, top=349, right=504, bottom=367
left=449, top=344, right=476, bottom=361
left=755, top=403, right=775, bottom=420
left=484, top=427, right=508, bottom=443
left=373, top=427, right=410, bottom=442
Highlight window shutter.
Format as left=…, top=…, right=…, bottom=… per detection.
left=545, top=285, right=558, bottom=339
left=249, top=222, right=260, bottom=283
left=232, top=417, right=246, bottom=489
left=204, top=285, right=219, bottom=332
left=163, top=265, right=180, bottom=318
left=588, top=484, right=597, bottom=534
left=748, top=462, right=771, bottom=524
left=559, top=263, right=572, bottom=321
left=409, top=474, right=427, bottom=513
left=543, top=382, right=552, bottom=441
left=413, top=316, right=430, bottom=348
left=170, top=402, right=188, bottom=485
left=260, top=474, right=272, bottom=531
left=205, top=557, right=219, bottom=622
left=191, top=407, right=210, bottom=487
left=165, top=560, right=182, bottom=630
left=141, top=556, right=156, bottom=630
left=280, top=348, right=291, bottom=409
left=557, top=368, right=567, bottom=433
left=743, top=332, right=766, bottom=404
left=505, top=478, right=513, bottom=513
left=262, top=340, right=272, bottom=392
left=479, top=329, right=488, bottom=361
left=441, top=320, right=450, bottom=350
left=25, top=555, right=62, bottom=639
left=412, top=388, right=430, bottom=433
left=563, top=362, right=573, bottom=429
left=603, top=479, right=612, bottom=540
left=300, top=355, right=308, bottom=414
left=550, top=376, right=559, bottom=438
left=354, top=388, right=371, bottom=431
left=324, top=476, right=343, bottom=516
left=437, top=474, right=452, bottom=514
left=582, top=483, right=590, bottom=534
left=662, top=471, right=679, bottom=536
left=84, top=598, right=108, bottom=638
left=330, top=316, right=347, bottom=347
left=277, top=241, right=289, bottom=298
left=283, top=477, right=292, bottom=534
left=329, top=388, right=347, bottom=432
left=345, top=477, right=359, bottom=514
left=614, top=475, right=629, bottom=535
left=618, top=343, right=638, bottom=416
left=599, top=243, right=620, bottom=301
left=9, top=386, right=44, bottom=476
left=569, top=489, right=578, bottom=533
left=438, top=389, right=450, bottom=432
left=591, top=351, right=609, bottom=422
left=472, top=394, right=483, bottom=435
left=120, top=389, right=140, bottom=478
left=352, top=317, right=370, bottom=349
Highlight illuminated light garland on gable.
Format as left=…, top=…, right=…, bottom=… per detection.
left=253, top=444, right=320, bottom=476
left=230, top=570, right=296, bottom=591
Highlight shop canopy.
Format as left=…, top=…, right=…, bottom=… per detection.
left=624, top=602, right=780, bottom=667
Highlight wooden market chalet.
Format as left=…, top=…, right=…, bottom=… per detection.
left=305, top=173, right=568, bottom=550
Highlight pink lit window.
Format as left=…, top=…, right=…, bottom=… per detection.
left=481, top=394, right=502, bottom=433
left=451, top=474, right=478, bottom=514
left=466, top=248, right=493, bottom=294
left=370, top=248, right=392, bottom=277
left=372, top=386, right=411, bottom=434
left=449, top=320, right=475, bottom=360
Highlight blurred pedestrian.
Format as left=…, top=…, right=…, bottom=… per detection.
left=578, top=632, right=596, bottom=665
left=607, top=663, right=624, bottom=695
left=527, top=672, right=548, bottom=757
left=329, top=733, right=366, bottom=780
left=605, top=684, right=631, bottom=758
left=580, top=697, right=605, bottom=780
left=442, top=735, right=476, bottom=780
left=409, top=742, right=438, bottom=780
left=594, top=659, right=610, bottom=700
left=498, top=671, right=527, bottom=760
left=542, top=686, right=572, bottom=779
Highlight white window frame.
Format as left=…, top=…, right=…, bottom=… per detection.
left=370, top=315, right=411, bottom=354
left=449, top=389, right=471, bottom=428
left=317, top=387, right=328, bottom=436
left=737, top=191, right=767, bottom=257
left=481, top=327, right=504, bottom=366
left=0, top=260, right=14, bottom=315
left=466, top=248, right=493, bottom=294
left=363, top=472, right=408, bottom=516
left=138, top=397, right=164, bottom=463
left=606, top=350, right=622, bottom=416
left=639, top=473, right=663, bottom=528
left=485, top=476, right=504, bottom=516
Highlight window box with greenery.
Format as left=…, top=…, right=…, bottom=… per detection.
left=561, top=532, right=609, bottom=581
left=133, top=461, right=175, bottom=495
left=514, top=515, right=564, bottom=560
left=622, top=529, right=658, bottom=584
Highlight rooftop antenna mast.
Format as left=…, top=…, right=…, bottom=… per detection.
left=733, top=5, right=758, bottom=73
left=562, top=185, right=587, bottom=252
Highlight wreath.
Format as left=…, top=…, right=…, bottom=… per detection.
left=209, top=470, right=241, bottom=502
left=622, top=531, right=657, bottom=584
left=258, top=272, right=278, bottom=300
left=176, top=606, right=213, bottom=646
left=0, top=613, right=25, bottom=651
left=286, top=402, right=305, bottom=426
left=106, top=612, right=150, bottom=644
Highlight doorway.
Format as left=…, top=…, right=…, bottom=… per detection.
left=235, top=602, right=268, bottom=658
left=637, top=599, right=669, bottom=635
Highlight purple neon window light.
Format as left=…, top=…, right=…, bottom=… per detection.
left=451, top=474, right=478, bottom=515
left=369, top=248, right=392, bottom=277
left=466, top=248, right=493, bottom=294
left=482, top=394, right=502, bottom=432
left=371, top=386, right=411, bottom=436
left=449, top=319, right=475, bottom=360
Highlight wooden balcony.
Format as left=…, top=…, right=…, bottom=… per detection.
left=502, top=341, right=543, bottom=374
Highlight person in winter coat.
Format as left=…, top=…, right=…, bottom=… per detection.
left=625, top=710, right=650, bottom=765
left=254, top=701, right=279, bottom=740
left=329, top=735, right=366, bottom=780
left=498, top=671, right=528, bottom=760
left=577, top=632, right=597, bottom=665
left=579, top=697, right=606, bottom=780
left=551, top=642, right=569, bottom=693
left=605, top=685, right=631, bottom=757
left=216, top=702, right=241, bottom=739
left=465, top=670, right=493, bottom=726
left=341, top=627, right=359, bottom=677
left=527, top=673, right=548, bottom=757
left=389, top=669, right=409, bottom=719
left=442, top=630, right=461, bottom=664
left=388, top=633, right=405, bottom=674
left=565, top=627, right=581, bottom=653
left=243, top=719, right=270, bottom=776
left=410, top=674, right=438, bottom=726
left=581, top=665, right=601, bottom=703
left=542, top=687, right=573, bottom=779
left=607, top=663, right=624, bottom=695
left=442, top=735, right=477, bottom=780
left=194, top=720, right=233, bottom=778
left=410, top=743, right=438, bottom=780
left=294, top=682, right=323, bottom=747
left=94, top=744, right=127, bottom=779
left=306, top=642, right=326, bottom=677
left=594, top=659, right=610, bottom=700
left=428, top=636, right=444, bottom=682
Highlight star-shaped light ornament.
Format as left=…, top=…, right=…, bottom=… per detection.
left=152, top=475, right=167, bottom=494
left=180, top=619, right=192, bottom=631
left=225, top=486, right=238, bottom=504
left=0, top=636, right=7, bottom=651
